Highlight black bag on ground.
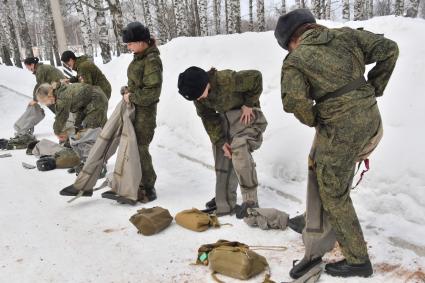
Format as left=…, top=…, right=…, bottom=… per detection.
left=36, top=156, right=56, bottom=171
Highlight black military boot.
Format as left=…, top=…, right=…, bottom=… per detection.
left=289, top=257, right=322, bottom=279
left=325, top=259, right=373, bottom=278
left=138, top=187, right=157, bottom=203
left=116, top=196, right=137, bottom=205
left=288, top=214, right=306, bottom=234
left=235, top=201, right=259, bottom=219
left=0, top=139, right=8, bottom=150
left=59, top=185, right=93, bottom=197
left=101, top=190, right=119, bottom=200
left=205, top=197, right=216, bottom=209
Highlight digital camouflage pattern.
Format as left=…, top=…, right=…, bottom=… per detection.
left=281, top=27, right=399, bottom=264
left=33, top=63, right=65, bottom=101
left=53, top=83, right=108, bottom=135
left=195, top=69, right=263, bottom=145
left=127, top=44, right=163, bottom=190
left=72, top=56, right=112, bottom=99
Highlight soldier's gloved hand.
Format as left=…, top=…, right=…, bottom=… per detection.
left=120, top=86, right=128, bottom=95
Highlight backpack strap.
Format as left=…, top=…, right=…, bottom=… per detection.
left=315, top=77, right=367, bottom=104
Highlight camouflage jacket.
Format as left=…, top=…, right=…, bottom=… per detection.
left=127, top=45, right=163, bottom=107
left=33, top=63, right=65, bottom=100
left=281, top=27, right=399, bottom=127
left=52, top=83, right=100, bottom=135
left=195, top=69, right=263, bottom=145
left=72, top=56, right=112, bottom=99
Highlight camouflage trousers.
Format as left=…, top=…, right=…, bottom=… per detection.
left=214, top=108, right=268, bottom=214
left=133, top=104, right=157, bottom=190
left=303, top=105, right=382, bottom=264
left=75, top=88, right=108, bottom=130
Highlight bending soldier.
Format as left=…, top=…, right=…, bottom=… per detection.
left=178, top=66, right=267, bottom=219
left=274, top=9, right=398, bottom=279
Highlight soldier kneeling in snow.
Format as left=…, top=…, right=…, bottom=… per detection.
left=178, top=67, right=267, bottom=219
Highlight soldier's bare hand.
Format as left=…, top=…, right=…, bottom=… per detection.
left=79, top=76, right=85, bottom=83
left=240, top=105, right=255, bottom=125
left=57, top=133, right=68, bottom=142
left=123, top=93, right=131, bottom=103
left=222, top=143, right=232, bottom=159
left=60, top=78, right=70, bottom=84
left=28, top=100, right=38, bottom=106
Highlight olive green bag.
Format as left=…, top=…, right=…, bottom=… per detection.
left=195, top=240, right=276, bottom=283
left=55, top=148, right=80, bottom=168
left=175, top=208, right=220, bottom=232
left=129, top=207, right=173, bottom=236
left=209, top=246, right=271, bottom=282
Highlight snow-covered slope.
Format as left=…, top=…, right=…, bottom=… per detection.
left=0, top=16, right=424, bottom=283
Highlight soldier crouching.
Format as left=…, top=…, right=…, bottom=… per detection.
left=178, top=66, right=267, bottom=219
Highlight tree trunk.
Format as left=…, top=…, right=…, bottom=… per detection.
left=153, top=0, right=168, bottom=43
left=141, top=0, right=154, bottom=33
left=256, top=0, right=265, bottom=31
left=175, top=0, right=188, bottom=36
left=249, top=0, right=254, bottom=31
left=406, top=0, right=419, bottom=16
left=225, top=0, right=229, bottom=33
left=75, top=0, right=94, bottom=57
left=42, top=0, right=61, bottom=65
left=354, top=0, right=365, bottom=20
left=213, top=0, right=221, bottom=34
left=343, top=0, right=351, bottom=20
left=94, top=0, right=112, bottom=63
left=16, top=0, right=34, bottom=58
left=369, top=0, right=374, bottom=18
left=300, top=0, right=306, bottom=8
left=325, top=0, right=331, bottom=19
left=198, top=0, right=208, bottom=36
left=0, top=24, right=13, bottom=65
left=49, top=0, right=67, bottom=55
left=234, top=0, right=241, bottom=33
left=190, top=0, right=200, bottom=36
left=312, top=0, right=321, bottom=17
left=394, top=0, right=404, bottom=15
left=1, top=0, right=22, bottom=68
left=106, top=0, right=126, bottom=56
left=281, top=0, right=287, bottom=14
left=295, top=0, right=301, bottom=8
left=228, top=0, right=240, bottom=33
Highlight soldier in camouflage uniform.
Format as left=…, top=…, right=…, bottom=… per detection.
left=120, top=22, right=163, bottom=203
left=178, top=66, right=267, bottom=218
left=35, top=82, right=108, bottom=155
left=274, top=9, right=399, bottom=278
left=61, top=51, right=112, bottom=99
left=2, top=57, right=66, bottom=150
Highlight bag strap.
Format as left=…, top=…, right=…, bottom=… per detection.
left=249, top=245, right=287, bottom=252
left=315, top=77, right=367, bottom=104
left=352, top=159, right=370, bottom=190
left=352, top=158, right=370, bottom=189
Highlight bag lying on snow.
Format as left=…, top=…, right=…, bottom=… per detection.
left=30, top=139, right=80, bottom=169
left=175, top=208, right=220, bottom=232
left=195, top=240, right=275, bottom=282
left=129, top=207, right=173, bottom=236
left=244, top=208, right=289, bottom=230
left=36, top=156, right=57, bottom=171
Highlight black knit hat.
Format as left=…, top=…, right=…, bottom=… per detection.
left=122, top=22, right=150, bottom=43
left=61, top=50, right=77, bottom=63
left=24, top=57, right=39, bottom=65
left=178, top=67, right=209, bottom=101
left=274, top=8, right=316, bottom=50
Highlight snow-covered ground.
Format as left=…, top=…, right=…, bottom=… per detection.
left=0, top=16, right=424, bottom=283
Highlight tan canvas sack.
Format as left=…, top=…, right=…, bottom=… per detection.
left=175, top=208, right=220, bottom=232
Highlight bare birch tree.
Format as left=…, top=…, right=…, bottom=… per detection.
left=94, top=0, right=112, bottom=63
left=75, top=0, right=94, bottom=57
left=16, top=0, right=34, bottom=58
left=213, top=0, right=221, bottom=34
left=256, top=0, right=265, bottom=31
left=1, top=0, right=22, bottom=68
left=343, top=0, right=351, bottom=20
